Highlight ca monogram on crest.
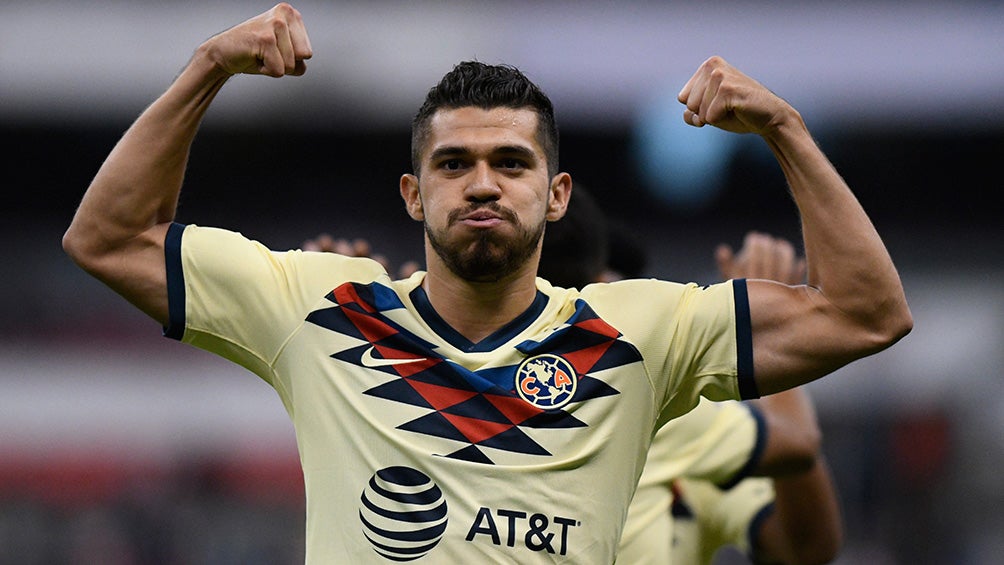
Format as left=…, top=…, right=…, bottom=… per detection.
left=515, top=354, right=578, bottom=410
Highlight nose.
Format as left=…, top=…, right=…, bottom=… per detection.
left=465, top=161, right=502, bottom=202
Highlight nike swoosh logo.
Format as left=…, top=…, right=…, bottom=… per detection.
left=360, top=346, right=428, bottom=368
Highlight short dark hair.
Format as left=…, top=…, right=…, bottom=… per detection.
left=539, top=185, right=649, bottom=288
left=411, top=61, right=559, bottom=177
left=538, top=185, right=609, bottom=288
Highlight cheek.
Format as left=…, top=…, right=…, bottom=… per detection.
left=528, top=192, right=555, bottom=218
left=417, top=194, right=451, bottom=227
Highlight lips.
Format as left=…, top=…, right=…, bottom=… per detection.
left=459, top=216, right=504, bottom=229
left=462, top=210, right=502, bottom=222
left=449, top=204, right=515, bottom=226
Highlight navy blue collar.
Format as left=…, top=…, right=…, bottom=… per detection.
left=409, top=286, right=549, bottom=353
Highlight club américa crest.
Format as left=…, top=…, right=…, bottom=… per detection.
left=515, top=354, right=578, bottom=410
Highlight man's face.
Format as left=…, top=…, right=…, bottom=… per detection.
left=405, top=107, right=561, bottom=282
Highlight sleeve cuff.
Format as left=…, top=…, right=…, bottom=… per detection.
left=162, top=222, right=187, bottom=340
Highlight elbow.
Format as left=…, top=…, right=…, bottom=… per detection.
left=892, top=304, right=914, bottom=342
left=62, top=224, right=102, bottom=274
left=755, top=394, right=823, bottom=476
left=857, top=297, right=914, bottom=355
left=785, top=436, right=822, bottom=476
left=876, top=300, right=914, bottom=351
left=797, top=426, right=823, bottom=467
left=63, top=222, right=115, bottom=278
left=886, top=288, right=915, bottom=341
left=778, top=425, right=823, bottom=475
left=62, top=225, right=89, bottom=268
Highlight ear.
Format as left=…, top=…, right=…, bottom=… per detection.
left=546, top=172, right=572, bottom=222
left=400, top=174, right=424, bottom=221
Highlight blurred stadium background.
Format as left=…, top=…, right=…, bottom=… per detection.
left=2, top=1, right=1002, bottom=563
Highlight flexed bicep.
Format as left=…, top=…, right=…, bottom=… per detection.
left=748, top=280, right=874, bottom=395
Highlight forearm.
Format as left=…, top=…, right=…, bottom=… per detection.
left=761, top=455, right=843, bottom=565
left=65, top=49, right=229, bottom=254
left=62, top=48, right=231, bottom=325
left=63, top=4, right=311, bottom=326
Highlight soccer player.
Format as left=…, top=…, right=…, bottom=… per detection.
left=62, top=4, right=911, bottom=563
left=303, top=215, right=841, bottom=565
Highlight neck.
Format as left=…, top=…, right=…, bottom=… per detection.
left=421, top=258, right=540, bottom=344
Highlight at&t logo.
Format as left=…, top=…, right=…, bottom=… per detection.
left=359, top=466, right=448, bottom=561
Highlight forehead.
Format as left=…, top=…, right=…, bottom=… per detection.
left=424, top=107, right=542, bottom=157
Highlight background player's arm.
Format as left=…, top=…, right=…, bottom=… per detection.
left=62, top=4, right=312, bottom=325
left=679, top=56, right=912, bottom=395
left=746, top=385, right=843, bottom=565
left=716, top=232, right=842, bottom=563
left=754, top=452, right=842, bottom=564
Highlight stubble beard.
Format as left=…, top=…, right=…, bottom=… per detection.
left=426, top=203, right=545, bottom=283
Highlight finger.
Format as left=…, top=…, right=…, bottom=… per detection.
left=749, top=233, right=772, bottom=279
left=714, top=243, right=735, bottom=279
left=683, top=109, right=704, bottom=128
left=266, top=4, right=298, bottom=75
left=774, top=238, right=798, bottom=284
left=679, top=60, right=713, bottom=126
left=252, top=11, right=287, bottom=77
left=698, top=67, right=721, bottom=127
left=273, top=2, right=308, bottom=72
left=703, top=59, right=745, bottom=127
left=794, top=257, right=808, bottom=284
left=275, top=20, right=296, bottom=75
left=688, top=56, right=731, bottom=126
left=257, top=37, right=286, bottom=77
left=765, top=237, right=787, bottom=282
left=677, top=65, right=701, bottom=105
left=285, top=5, right=313, bottom=75
left=736, top=231, right=766, bottom=279
left=685, top=74, right=711, bottom=126
left=255, top=4, right=299, bottom=76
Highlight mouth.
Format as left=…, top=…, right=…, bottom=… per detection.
left=451, top=205, right=513, bottom=229
left=460, top=211, right=503, bottom=228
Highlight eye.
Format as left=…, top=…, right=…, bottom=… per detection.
left=498, top=158, right=525, bottom=170
left=441, top=159, right=464, bottom=171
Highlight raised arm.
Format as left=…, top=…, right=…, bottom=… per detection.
left=62, top=3, right=312, bottom=325
left=678, top=56, right=912, bottom=395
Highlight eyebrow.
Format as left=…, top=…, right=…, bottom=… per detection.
left=427, top=144, right=538, bottom=163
